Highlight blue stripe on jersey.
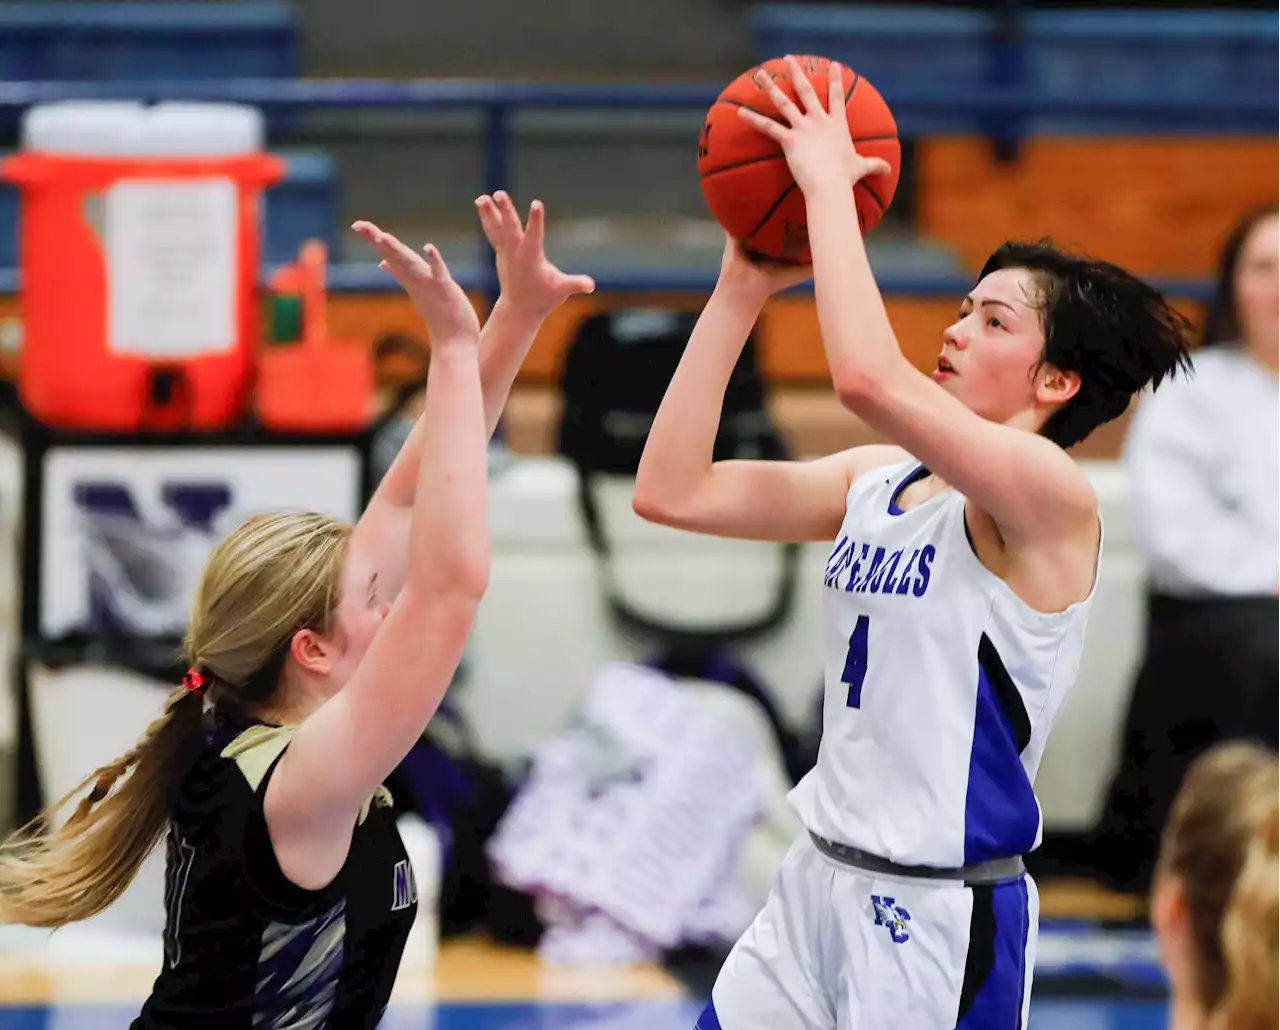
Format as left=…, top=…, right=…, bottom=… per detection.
left=695, top=998, right=724, bottom=1030
left=956, top=877, right=1031, bottom=1029
left=963, top=636, right=1040, bottom=865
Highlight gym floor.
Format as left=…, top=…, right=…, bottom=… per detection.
left=0, top=1001, right=1171, bottom=1030
left=0, top=927, right=1170, bottom=1030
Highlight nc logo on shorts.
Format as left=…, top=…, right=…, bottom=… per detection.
left=870, top=894, right=912, bottom=944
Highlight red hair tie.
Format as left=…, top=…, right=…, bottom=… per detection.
left=183, top=668, right=208, bottom=695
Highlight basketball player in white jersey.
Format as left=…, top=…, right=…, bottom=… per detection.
left=634, top=57, right=1192, bottom=1029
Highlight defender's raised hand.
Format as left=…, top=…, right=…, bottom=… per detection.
left=352, top=220, right=481, bottom=346
left=475, top=192, right=596, bottom=319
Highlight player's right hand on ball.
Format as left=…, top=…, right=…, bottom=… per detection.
left=719, top=234, right=813, bottom=297
left=353, top=220, right=481, bottom=347
left=739, top=56, right=893, bottom=199
left=475, top=192, right=595, bottom=320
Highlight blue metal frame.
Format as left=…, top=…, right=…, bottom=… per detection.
left=0, top=266, right=1218, bottom=303
left=0, top=77, right=1262, bottom=300
left=0, top=78, right=1273, bottom=125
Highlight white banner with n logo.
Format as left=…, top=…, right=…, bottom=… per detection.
left=38, top=445, right=361, bottom=640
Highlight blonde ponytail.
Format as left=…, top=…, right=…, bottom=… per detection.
left=1158, top=741, right=1280, bottom=1030
left=0, top=687, right=204, bottom=927
left=1, top=509, right=351, bottom=930
left=1209, top=778, right=1279, bottom=1030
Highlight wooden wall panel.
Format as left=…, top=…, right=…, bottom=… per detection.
left=916, top=136, right=1279, bottom=276
left=0, top=289, right=1204, bottom=388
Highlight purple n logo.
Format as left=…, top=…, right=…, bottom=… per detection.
left=72, top=480, right=233, bottom=635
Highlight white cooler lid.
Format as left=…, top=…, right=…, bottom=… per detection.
left=21, top=101, right=263, bottom=157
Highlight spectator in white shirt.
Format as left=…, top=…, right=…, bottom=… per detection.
left=1092, top=205, right=1279, bottom=894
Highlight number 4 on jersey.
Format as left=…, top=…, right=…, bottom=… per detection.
left=843, top=615, right=870, bottom=708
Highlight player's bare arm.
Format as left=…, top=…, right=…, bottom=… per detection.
left=739, top=58, right=1099, bottom=568
left=265, top=239, right=490, bottom=890
left=351, top=197, right=593, bottom=602
left=632, top=238, right=909, bottom=543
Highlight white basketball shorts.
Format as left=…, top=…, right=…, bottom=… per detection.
left=694, top=835, right=1038, bottom=1030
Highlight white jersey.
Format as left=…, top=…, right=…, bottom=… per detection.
left=788, top=460, right=1099, bottom=869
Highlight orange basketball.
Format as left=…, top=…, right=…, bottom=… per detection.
left=698, top=55, right=901, bottom=263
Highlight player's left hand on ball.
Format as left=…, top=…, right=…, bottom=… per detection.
left=738, top=55, right=892, bottom=196
left=353, top=220, right=481, bottom=346
left=720, top=234, right=813, bottom=296
left=475, top=192, right=596, bottom=319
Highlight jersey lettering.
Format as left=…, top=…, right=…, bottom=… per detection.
left=805, top=469, right=1089, bottom=868
left=825, top=540, right=937, bottom=598
left=391, top=859, right=418, bottom=912
left=842, top=615, right=871, bottom=708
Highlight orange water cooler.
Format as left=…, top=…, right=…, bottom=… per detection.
left=1, top=102, right=284, bottom=431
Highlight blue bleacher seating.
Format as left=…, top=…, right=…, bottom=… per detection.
left=1026, top=10, right=1277, bottom=103
left=0, top=3, right=313, bottom=267
left=751, top=5, right=993, bottom=130
left=750, top=4, right=1279, bottom=134
left=0, top=149, right=337, bottom=270
left=0, top=1, right=298, bottom=82
left=749, top=5, right=996, bottom=135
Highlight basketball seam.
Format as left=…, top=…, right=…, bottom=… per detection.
left=702, top=137, right=892, bottom=179
left=845, top=71, right=861, bottom=104
left=699, top=152, right=787, bottom=179
left=717, top=98, right=786, bottom=125
left=712, top=67, right=891, bottom=245
left=844, top=71, right=896, bottom=214
left=746, top=182, right=797, bottom=241
left=856, top=180, right=886, bottom=213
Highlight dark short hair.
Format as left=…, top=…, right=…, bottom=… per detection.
left=1200, top=204, right=1278, bottom=350
left=979, top=240, right=1193, bottom=449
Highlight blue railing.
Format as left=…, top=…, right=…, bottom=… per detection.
left=0, top=77, right=1268, bottom=300
left=0, top=1, right=298, bottom=81
left=0, top=263, right=1219, bottom=304
left=751, top=5, right=1278, bottom=135
left=0, top=77, right=1272, bottom=198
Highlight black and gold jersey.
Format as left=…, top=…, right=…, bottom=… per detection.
left=132, top=712, right=418, bottom=1029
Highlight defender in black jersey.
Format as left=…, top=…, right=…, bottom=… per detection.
left=0, top=194, right=594, bottom=1030
left=133, top=713, right=419, bottom=1028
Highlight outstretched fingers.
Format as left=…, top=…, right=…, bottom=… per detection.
left=475, top=190, right=524, bottom=250
left=353, top=220, right=429, bottom=276
left=737, top=105, right=788, bottom=141
left=754, top=69, right=803, bottom=126
left=524, top=199, right=546, bottom=253
left=827, top=60, right=845, bottom=115
left=863, top=157, right=894, bottom=178
left=785, top=55, right=823, bottom=115
left=420, top=243, right=452, bottom=281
